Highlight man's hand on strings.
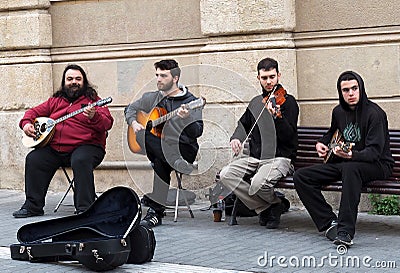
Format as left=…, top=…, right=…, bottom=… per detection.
left=177, top=105, right=189, bottom=119
left=131, top=120, right=145, bottom=133
left=83, top=106, right=96, bottom=119
left=333, top=145, right=352, bottom=159
left=230, top=139, right=242, bottom=155
left=23, top=123, right=36, bottom=138
left=266, top=100, right=280, bottom=116
left=316, top=142, right=328, bottom=158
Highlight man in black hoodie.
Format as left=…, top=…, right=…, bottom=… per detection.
left=125, top=59, right=203, bottom=228
left=219, top=57, right=299, bottom=229
left=294, top=71, right=394, bottom=247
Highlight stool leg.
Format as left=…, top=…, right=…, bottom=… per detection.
left=174, top=182, right=180, bottom=222
left=174, top=171, right=194, bottom=221
left=228, top=196, right=239, bottom=226
left=54, top=167, right=75, bottom=213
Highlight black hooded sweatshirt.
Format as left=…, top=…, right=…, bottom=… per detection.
left=319, top=71, right=394, bottom=171
left=230, top=84, right=299, bottom=161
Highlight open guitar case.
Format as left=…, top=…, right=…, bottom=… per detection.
left=10, top=186, right=156, bottom=271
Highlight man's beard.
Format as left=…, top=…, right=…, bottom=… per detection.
left=157, top=80, right=174, bottom=92
left=64, top=85, right=84, bottom=100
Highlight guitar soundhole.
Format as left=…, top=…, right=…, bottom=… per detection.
left=146, top=121, right=153, bottom=131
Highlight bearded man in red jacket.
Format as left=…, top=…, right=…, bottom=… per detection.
left=13, top=64, right=114, bottom=218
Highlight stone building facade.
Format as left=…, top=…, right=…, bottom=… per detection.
left=1, top=0, right=400, bottom=208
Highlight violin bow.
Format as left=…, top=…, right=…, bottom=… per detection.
left=234, top=86, right=276, bottom=157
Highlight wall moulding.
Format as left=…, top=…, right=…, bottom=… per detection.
left=50, top=38, right=209, bottom=62
left=201, top=32, right=295, bottom=52
left=0, top=49, right=51, bottom=65
left=0, top=1, right=50, bottom=11
left=295, top=26, right=400, bottom=48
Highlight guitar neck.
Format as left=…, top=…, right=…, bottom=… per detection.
left=54, top=101, right=97, bottom=125
left=151, top=108, right=179, bottom=127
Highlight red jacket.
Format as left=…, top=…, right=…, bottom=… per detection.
left=20, top=96, right=113, bottom=153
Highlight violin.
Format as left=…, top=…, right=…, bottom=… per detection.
left=261, top=86, right=287, bottom=118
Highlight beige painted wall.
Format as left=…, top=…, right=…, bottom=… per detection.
left=295, top=0, right=400, bottom=32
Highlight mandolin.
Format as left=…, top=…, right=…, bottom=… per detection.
left=127, top=97, right=206, bottom=154
left=22, top=97, right=112, bottom=149
left=323, top=129, right=354, bottom=163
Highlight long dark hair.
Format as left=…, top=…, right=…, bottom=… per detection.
left=53, top=64, right=98, bottom=101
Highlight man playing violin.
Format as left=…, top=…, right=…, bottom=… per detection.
left=219, top=57, right=299, bottom=229
left=125, top=59, right=203, bottom=228
left=294, top=71, right=394, bottom=247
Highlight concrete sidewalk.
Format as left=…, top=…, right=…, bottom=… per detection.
left=0, top=189, right=399, bottom=272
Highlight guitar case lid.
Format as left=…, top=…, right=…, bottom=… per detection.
left=17, top=186, right=141, bottom=244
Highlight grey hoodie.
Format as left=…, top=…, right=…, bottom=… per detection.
left=125, top=85, right=203, bottom=149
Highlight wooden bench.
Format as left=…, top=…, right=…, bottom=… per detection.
left=276, top=126, right=400, bottom=194
left=228, top=126, right=400, bottom=225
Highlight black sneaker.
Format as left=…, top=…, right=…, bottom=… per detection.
left=140, top=208, right=162, bottom=228
left=12, top=208, right=44, bottom=218
left=324, top=220, right=338, bottom=241
left=259, top=207, right=271, bottom=226
left=333, top=231, right=353, bottom=246
left=266, top=203, right=283, bottom=229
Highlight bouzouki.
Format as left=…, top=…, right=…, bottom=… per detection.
left=323, top=129, right=354, bottom=163
left=22, top=97, right=112, bottom=149
left=127, top=97, right=206, bottom=154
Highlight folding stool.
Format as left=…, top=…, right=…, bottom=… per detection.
left=173, top=170, right=195, bottom=222
left=54, top=166, right=75, bottom=213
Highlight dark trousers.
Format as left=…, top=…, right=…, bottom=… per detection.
left=22, top=144, right=105, bottom=213
left=293, top=161, right=391, bottom=238
left=142, top=131, right=197, bottom=216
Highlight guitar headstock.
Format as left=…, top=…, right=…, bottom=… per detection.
left=186, top=97, right=206, bottom=111
left=96, top=97, right=113, bottom=107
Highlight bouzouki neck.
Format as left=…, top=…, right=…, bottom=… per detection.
left=22, top=97, right=112, bottom=148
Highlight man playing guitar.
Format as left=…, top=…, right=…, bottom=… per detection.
left=294, top=71, right=394, bottom=247
left=125, top=59, right=203, bottom=228
left=13, top=64, right=113, bottom=218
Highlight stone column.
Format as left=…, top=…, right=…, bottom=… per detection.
left=0, top=0, right=52, bottom=189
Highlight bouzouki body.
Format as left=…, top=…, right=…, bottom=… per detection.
left=21, top=117, right=57, bottom=148
left=21, top=97, right=112, bottom=149
left=127, top=97, right=206, bottom=154
left=324, top=129, right=354, bottom=163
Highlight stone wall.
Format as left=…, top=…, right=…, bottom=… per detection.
left=1, top=0, right=399, bottom=211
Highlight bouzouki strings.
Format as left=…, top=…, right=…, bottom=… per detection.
left=22, top=97, right=113, bottom=149
left=323, top=129, right=354, bottom=163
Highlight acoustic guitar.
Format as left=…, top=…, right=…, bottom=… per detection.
left=127, top=97, right=206, bottom=154
left=22, top=97, right=112, bottom=149
left=323, top=129, right=354, bottom=163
